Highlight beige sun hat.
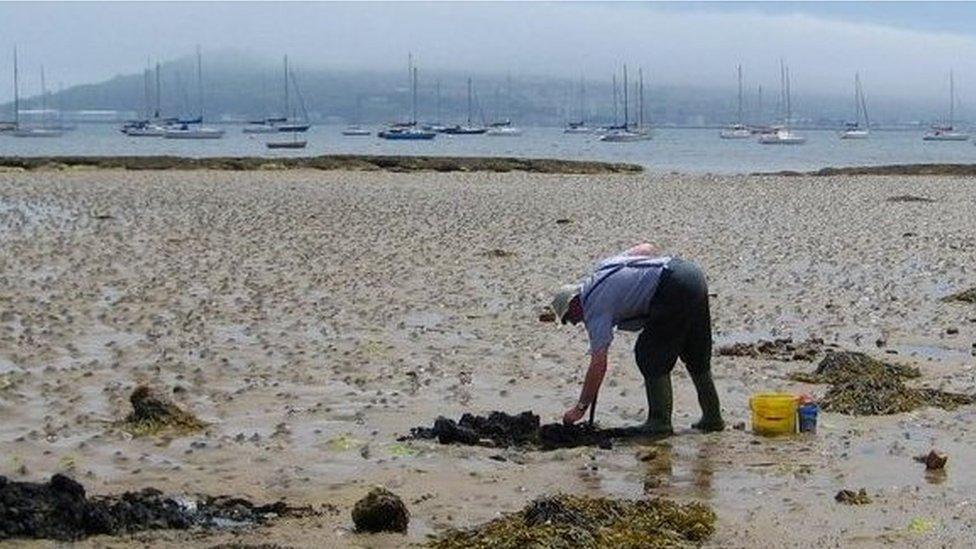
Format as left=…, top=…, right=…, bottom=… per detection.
left=551, top=284, right=582, bottom=324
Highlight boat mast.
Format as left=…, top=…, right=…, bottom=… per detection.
left=736, top=64, right=743, bottom=125
left=196, top=45, right=203, bottom=122
left=435, top=79, right=441, bottom=123
left=283, top=54, right=290, bottom=120
left=949, top=70, right=955, bottom=128
left=466, top=77, right=473, bottom=125
left=858, top=73, right=870, bottom=129
left=785, top=64, right=792, bottom=130
left=579, top=74, right=585, bottom=124
left=638, top=67, right=644, bottom=129
left=622, top=64, right=629, bottom=128
left=143, top=60, right=150, bottom=120
left=12, top=46, right=18, bottom=128
left=412, top=67, right=418, bottom=125
left=41, top=65, right=47, bottom=122
left=612, top=73, right=618, bottom=125
left=757, top=84, right=762, bottom=126
left=154, top=61, right=161, bottom=119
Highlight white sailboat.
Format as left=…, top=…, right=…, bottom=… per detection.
left=924, top=70, right=969, bottom=141
left=759, top=60, right=806, bottom=145
left=11, top=59, right=64, bottom=138
left=342, top=96, right=371, bottom=136
left=840, top=72, right=870, bottom=139
left=164, top=46, right=225, bottom=139
left=720, top=65, right=751, bottom=139
left=600, top=65, right=651, bottom=142
left=486, top=74, right=522, bottom=136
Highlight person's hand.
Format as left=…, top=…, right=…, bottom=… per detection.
left=563, top=404, right=586, bottom=425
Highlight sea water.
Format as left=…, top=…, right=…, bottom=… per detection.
left=3, top=124, right=976, bottom=175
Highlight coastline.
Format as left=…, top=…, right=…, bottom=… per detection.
left=0, top=155, right=643, bottom=175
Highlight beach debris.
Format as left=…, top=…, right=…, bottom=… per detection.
left=351, top=487, right=409, bottom=533
left=484, top=248, right=516, bottom=258
left=405, top=411, right=654, bottom=450
left=942, top=287, right=976, bottom=304
left=915, top=450, right=948, bottom=470
left=886, top=194, right=936, bottom=203
left=555, top=218, right=573, bottom=224
left=717, top=337, right=825, bottom=361
left=835, top=488, right=872, bottom=505
left=426, top=493, right=715, bottom=548
left=119, top=385, right=205, bottom=436
left=906, top=517, right=937, bottom=534
left=789, top=351, right=920, bottom=384
left=538, top=309, right=557, bottom=323
left=790, top=352, right=974, bottom=415
left=0, top=474, right=315, bottom=542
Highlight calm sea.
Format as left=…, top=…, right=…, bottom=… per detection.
left=3, top=124, right=976, bottom=175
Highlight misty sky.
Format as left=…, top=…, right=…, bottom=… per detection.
left=3, top=2, right=976, bottom=104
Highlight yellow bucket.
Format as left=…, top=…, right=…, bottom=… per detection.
left=749, top=393, right=798, bottom=436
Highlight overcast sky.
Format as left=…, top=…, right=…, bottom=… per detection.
left=3, top=2, right=976, bottom=103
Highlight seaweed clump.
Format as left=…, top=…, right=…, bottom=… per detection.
left=942, top=287, right=976, bottom=304
left=406, top=411, right=633, bottom=451
left=0, top=474, right=314, bottom=541
left=788, top=351, right=920, bottom=384
left=351, top=487, right=409, bottom=533
left=835, top=489, right=872, bottom=505
left=427, top=494, right=715, bottom=549
left=789, top=351, right=974, bottom=415
left=716, top=337, right=825, bottom=361
left=119, top=385, right=206, bottom=436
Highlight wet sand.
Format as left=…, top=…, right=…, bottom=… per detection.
left=1, top=168, right=975, bottom=547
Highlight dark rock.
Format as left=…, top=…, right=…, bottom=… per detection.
left=351, top=487, right=409, bottom=533
left=0, top=475, right=312, bottom=541
left=835, top=488, right=871, bottom=505
left=915, top=450, right=948, bottom=470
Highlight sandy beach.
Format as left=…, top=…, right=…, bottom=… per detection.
left=2, top=167, right=975, bottom=547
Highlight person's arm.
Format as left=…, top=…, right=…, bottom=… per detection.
left=563, top=348, right=608, bottom=425
left=624, top=242, right=659, bottom=257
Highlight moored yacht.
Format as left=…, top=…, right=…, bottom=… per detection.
left=720, top=65, right=751, bottom=139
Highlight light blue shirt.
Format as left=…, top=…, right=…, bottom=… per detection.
left=580, top=254, right=671, bottom=353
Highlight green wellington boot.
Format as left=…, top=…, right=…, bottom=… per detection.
left=643, top=374, right=674, bottom=435
left=690, top=370, right=725, bottom=432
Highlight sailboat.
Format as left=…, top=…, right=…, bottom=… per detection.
left=442, top=78, right=487, bottom=134
left=759, top=60, right=806, bottom=145
left=122, top=61, right=169, bottom=136
left=840, top=73, right=870, bottom=139
left=720, top=65, right=751, bottom=139
left=600, top=65, right=651, bottom=142
left=267, top=68, right=308, bottom=148
left=276, top=56, right=311, bottom=133
left=12, top=61, right=63, bottom=138
left=564, top=75, right=592, bottom=133
left=486, top=75, right=522, bottom=136
left=378, top=63, right=436, bottom=140
left=164, top=47, right=225, bottom=139
left=243, top=74, right=279, bottom=134
left=924, top=70, right=969, bottom=141
left=342, top=95, right=371, bottom=136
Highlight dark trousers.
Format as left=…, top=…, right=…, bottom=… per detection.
left=634, top=259, right=712, bottom=379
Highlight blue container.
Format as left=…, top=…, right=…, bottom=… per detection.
left=798, top=403, right=819, bottom=433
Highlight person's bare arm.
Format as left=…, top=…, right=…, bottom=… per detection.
left=563, top=348, right=609, bottom=424
left=624, top=242, right=660, bottom=257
